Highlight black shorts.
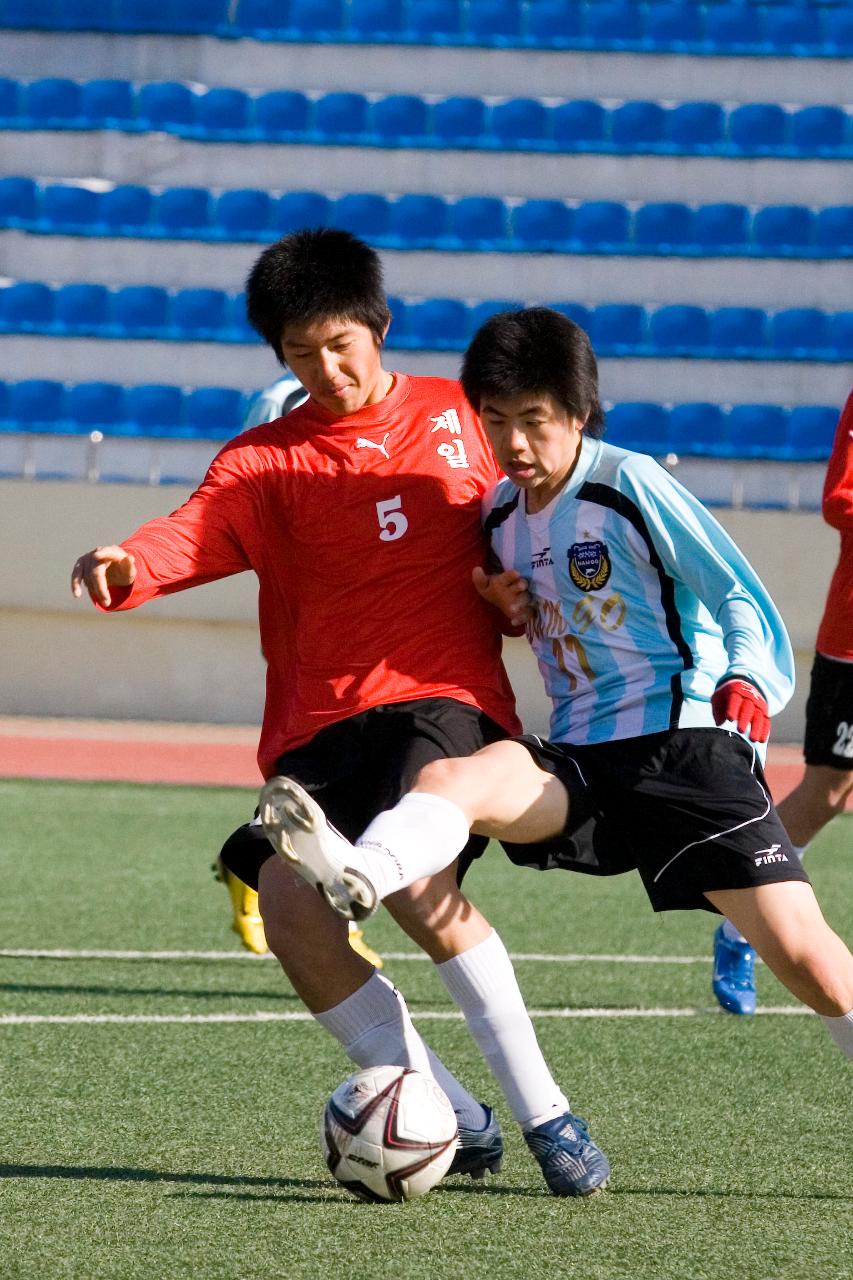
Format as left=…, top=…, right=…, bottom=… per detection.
left=504, top=728, right=810, bottom=914
left=803, top=652, right=853, bottom=771
left=219, top=698, right=509, bottom=890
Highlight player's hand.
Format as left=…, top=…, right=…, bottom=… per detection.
left=70, top=545, right=136, bottom=607
left=472, top=565, right=534, bottom=627
left=711, top=677, right=771, bottom=743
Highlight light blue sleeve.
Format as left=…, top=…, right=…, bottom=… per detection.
left=619, top=457, right=795, bottom=714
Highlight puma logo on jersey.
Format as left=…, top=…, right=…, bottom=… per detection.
left=430, top=409, right=462, bottom=435
left=355, top=432, right=391, bottom=459
left=753, top=844, right=788, bottom=866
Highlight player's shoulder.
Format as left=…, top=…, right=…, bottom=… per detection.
left=399, top=374, right=473, bottom=417
left=482, top=475, right=521, bottom=526
left=586, top=435, right=671, bottom=495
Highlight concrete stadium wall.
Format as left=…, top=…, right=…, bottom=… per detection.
left=0, top=477, right=837, bottom=742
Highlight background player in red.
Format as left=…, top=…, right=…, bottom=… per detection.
left=713, top=389, right=853, bottom=1013
left=70, top=229, right=610, bottom=1197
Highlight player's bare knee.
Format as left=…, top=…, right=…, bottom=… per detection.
left=412, top=756, right=474, bottom=805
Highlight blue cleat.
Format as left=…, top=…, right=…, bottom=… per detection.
left=524, top=1111, right=610, bottom=1197
left=712, top=923, right=757, bottom=1015
left=448, top=1105, right=503, bottom=1179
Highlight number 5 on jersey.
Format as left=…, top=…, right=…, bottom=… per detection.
left=376, top=496, right=409, bottom=542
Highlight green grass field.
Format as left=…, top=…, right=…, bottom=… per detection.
left=1, top=778, right=851, bottom=1280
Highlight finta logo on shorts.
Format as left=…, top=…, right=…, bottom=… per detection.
left=753, top=844, right=788, bottom=866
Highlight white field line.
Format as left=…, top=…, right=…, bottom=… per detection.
left=0, top=948, right=717, bottom=964
left=0, top=1006, right=808, bottom=1026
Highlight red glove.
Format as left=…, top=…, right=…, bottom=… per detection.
left=711, top=677, right=770, bottom=743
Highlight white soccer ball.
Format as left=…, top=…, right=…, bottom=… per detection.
left=321, top=1065, right=459, bottom=1203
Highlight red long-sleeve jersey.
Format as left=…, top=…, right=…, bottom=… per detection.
left=816, top=389, right=853, bottom=660
left=102, top=374, right=521, bottom=776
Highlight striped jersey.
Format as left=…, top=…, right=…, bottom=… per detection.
left=483, top=433, right=794, bottom=745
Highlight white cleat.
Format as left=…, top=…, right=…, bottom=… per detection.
left=259, top=776, right=378, bottom=921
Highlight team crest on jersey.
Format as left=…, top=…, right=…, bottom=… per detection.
left=568, top=540, right=611, bottom=592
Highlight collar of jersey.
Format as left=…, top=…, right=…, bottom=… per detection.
left=306, top=371, right=410, bottom=433
left=516, top=432, right=602, bottom=514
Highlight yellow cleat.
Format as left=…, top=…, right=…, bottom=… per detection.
left=214, top=856, right=269, bottom=955
left=348, top=922, right=383, bottom=969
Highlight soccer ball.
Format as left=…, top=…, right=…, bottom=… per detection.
left=321, top=1065, right=458, bottom=1203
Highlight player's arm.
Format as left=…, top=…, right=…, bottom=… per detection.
left=822, top=391, right=853, bottom=531
left=71, top=544, right=136, bottom=608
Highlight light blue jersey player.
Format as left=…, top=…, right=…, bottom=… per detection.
left=270, top=308, right=853, bottom=1082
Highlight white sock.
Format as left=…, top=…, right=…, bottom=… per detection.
left=435, top=930, right=570, bottom=1130
left=721, top=918, right=750, bottom=946
left=314, top=971, right=487, bottom=1130
left=355, top=792, right=471, bottom=899
left=819, top=1008, right=853, bottom=1060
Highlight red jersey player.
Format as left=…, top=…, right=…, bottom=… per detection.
left=70, top=229, right=610, bottom=1197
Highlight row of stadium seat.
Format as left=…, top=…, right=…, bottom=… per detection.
left=2, top=180, right=850, bottom=257
left=2, top=283, right=851, bottom=360
left=3, top=0, right=852, bottom=55
left=0, top=380, right=839, bottom=461
left=4, top=81, right=850, bottom=158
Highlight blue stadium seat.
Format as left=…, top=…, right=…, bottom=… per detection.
left=512, top=199, right=573, bottom=247
left=727, top=405, right=788, bottom=459
left=137, top=82, right=196, bottom=129
left=226, top=291, right=257, bottom=341
left=752, top=204, right=814, bottom=251
left=315, top=92, right=369, bottom=139
left=765, top=6, right=823, bottom=52
left=170, top=288, right=229, bottom=337
left=348, top=0, right=405, bottom=38
left=432, top=96, right=487, bottom=142
left=372, top=95, right=430, bottom=141
left=156, top=187, right=212, bottom=234
left=66, top=382, right=126, bottom=429
left=645, top=3, right=703, bottom=45
left=770, top=308, right=831, bottom=355
left=525, top=0, right=583, bottom=44
left=649, top=305, right=710, bottom=352
left=215, top=189, right=273, bottom=237
left=589, top=305, right=646, bottom=350
left=709, top=307, right=768, bottom=353
left=407, top=299, right=469, bottom=348
left=113, top=0, right=175, bottom=31
left=24, top=78, right=82, bottom=125
left=729, top=104, right=788, bottom=152
left=55, top=0, right=122, bottom=30
left=406, top=0, right=462, bottom=38
left=289, top=0, right=345, bottom=36
left=668, top=403, right=727, bottom=457
left=0, top=76, right=21, bottom=119
left=666, top=102, right=724, bottom=148
left=0, top=177, right=37, bottom=223
left=829, top=311, right=853, bottom=359
left=448, top=196, right=507, bottom=245
left=42, top=184, right=99, bottom=228
left=551, top=99, right=605, bottom=145
left=825, top=8, right=853, bottom=56
left=197, top=88, right=251, bottom=135
left=79, top=79, right=135, bottom=125
left=585, top=2, right=644, bottom=44
left=787, top=406, right=840, bottom=461
left=54, top=283, right=111, bottom=333
left=9, top=379, right=65, bottom=427
left=634, top=202, right=694, bottom=248
left=815, top=206, right=853, bottom=251
left=466, top=0, right=521, bottom=41
left=705, top=5, right=764, bottom=50
left=573, top=201, right=630, bottom=247
left=275, top=191, right=331, bottom=233
left=234, top=0, right=288, bottom=33
left=611, top=101, right=666, bottom=147
left=330, top=193, right=390, bottom=237
left=791, top=106, right=847, bottom=153
left=468, top=300, right=520, bottom=332
left=551, top=302, right=592, bottom=332
left=693, top=202, right=750, bottom=249
left=254, top=90, right=311, bottom=136
left=184, top=387, right=244, bottom=439
left=0, top=282, right=53, bottom=329
left=490, top=97, right=549, bottom=145
left=387, top=194, right=449, bottom=245
left=386, top=295, right=409, bottom=341
left=99, top=183, right=153, bottom=230
left=112, top=286, right=170, bottom=335
left=126, top=384, right=184, bottom=436
left=606, top=403, right=670, bottom=454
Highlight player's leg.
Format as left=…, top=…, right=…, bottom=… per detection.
left=776, top=765, right=853, bottom=849
left=777, top=652, right=853, bottom=850
left=704, top=881, right=853, bottom=1057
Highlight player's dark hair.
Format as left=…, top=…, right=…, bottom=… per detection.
left=461, top=307, right=605, bottom=437
left=245, top=228, right=391, bottom=363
